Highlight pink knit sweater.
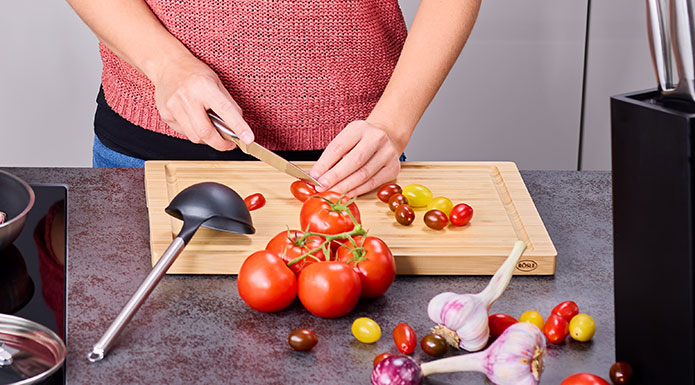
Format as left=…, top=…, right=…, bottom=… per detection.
left=100, top=0, right=407, bottom=151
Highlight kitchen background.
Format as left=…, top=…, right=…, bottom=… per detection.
left=0, top=0, right=653, bottom=170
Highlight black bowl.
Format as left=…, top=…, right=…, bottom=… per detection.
left=0, top=170, right=35, bottom=250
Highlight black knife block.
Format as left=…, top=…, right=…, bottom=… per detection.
left=611, top=89, right=695, bottom=384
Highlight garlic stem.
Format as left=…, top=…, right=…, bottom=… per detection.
left=479, top=240, right=527, bottom=307
left=420, top=351, right=486, bottom=376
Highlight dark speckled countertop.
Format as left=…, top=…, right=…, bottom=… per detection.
left=3, top=168, right=613, bottom=385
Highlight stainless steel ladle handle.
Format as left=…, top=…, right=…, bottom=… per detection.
left=87, top=237, right=186, bottom=362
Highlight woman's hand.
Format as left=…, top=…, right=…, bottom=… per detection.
left=152, top=55, right=254, bottom=151
left=310, top=120, right=403, bottom=197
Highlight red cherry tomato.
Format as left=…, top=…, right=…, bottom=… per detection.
left=300, top=191, right=361, bottom=235
left=237, top=250, right=297, bottom=312
left=609, top=362, right=633, bottom=384
left=335, top=236, right=396, bottom=298
left=560, top=373, right=611, bottom=385
left=297, top=261, right=361, bottom=318
left=544, top=314, right=569, bottom=344
left=393, top=323, right=417, bottom=354
left=488, top=313, right=518, bottom=339
left=243, top=193, right=266, bottom=211
left=394, top=204, right=415, bottom=226
left=449, top=203, right=473, bottom=226
left=377, top=184, right=402, bottom=203
left=373, top=352, right=393, bottom=367
left=290, top=180, right=318, bottom=202
left=552, top=301, right=580, bottom=323
left=424, top=209, right=448, bottom=230
left=388, top=194, right=408, bottom=212
left=266, top=230, right=328, bottom=275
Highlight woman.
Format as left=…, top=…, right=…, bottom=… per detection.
left=66, top=0, right=481, bottom=196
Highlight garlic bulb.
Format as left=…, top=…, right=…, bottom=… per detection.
left=428, top=241, right=527, bottom=351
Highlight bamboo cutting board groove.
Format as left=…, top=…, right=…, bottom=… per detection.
left=144, top=161, right=556, bottom=275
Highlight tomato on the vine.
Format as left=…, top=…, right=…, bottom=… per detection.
left=297, top=261, right=361, bottom=318
left=243, top=193, right=266, bottom=211
left=377, top=184, right=402, bottom=203
left=237, top=250, right=297, bottom=312
left=449, top=203, right=473, bottom=226
left=560, top=373, right=610, bottom=385
left=290, top=180, right=318, bottom=202
left=336, top=236, right=396, bottom=298
left=393, top=323, right=417, bottom=354
left=266, top=230, right=328, bottom=275
left=300, top=191, right=361, bottom=235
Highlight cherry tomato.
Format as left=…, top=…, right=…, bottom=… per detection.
left=552, top=301, right=580, bottom=323
left=426, top=197, right=454, bottom=216
left=402, top=184, right=433, bottom=208
left=609, top=362, right=633, bottom=384
left=237, top=250, right=297, bottom=312
left=336, top=236, right=396, bottom=298
left=266, top=230, right=327, bottom=275
left=424, top=209, right=448, bottom=230
left=352, top=317, right=381, bottom=343
left=519, top=310, right=545, bottom=331
left=297, top=261, right=361, bottom=318
left=300, top=191, right=361, bottom=236
left=569, top=313, right=596, bottom=342
left=420, top=334, right=447, bottom=357
left=388, top=193, right=408, bottom=212
left=288, top=328, right=318, bottom=351
left=394, top=204, right=415, bottom=226
left=290, top=180, right=318, bottom=202
left=393, top=323, right=417, bottom=354
left=449, top=203, right=473, bottom=226
left=377, top=184, right=402, bottom=203
left=373, top=353, right=393, bottom=368
left=560, top=373, right=611, bottom=385
left=488, top=313, right=518, bottom=339
left=243, top=193, right=266, bottom=211
left=543, top=314, right=569, bottom=344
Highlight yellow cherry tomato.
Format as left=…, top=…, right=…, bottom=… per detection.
left=426, top=197, right=454, bottom=216
left=519, top=310, right=544, bottom=331
left=402, top=184, right=433, bottom=208
left=352, top=317, right=381, bottom=343
left=569, top=313, right=596, bottom=342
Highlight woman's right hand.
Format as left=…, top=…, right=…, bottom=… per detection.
left=152, top=54, right=254, bottom=151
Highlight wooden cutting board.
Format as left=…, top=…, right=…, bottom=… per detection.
left=144, top=161, right=556, bottom=275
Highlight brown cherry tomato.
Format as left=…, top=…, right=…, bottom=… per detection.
left=420, top=334, right=447, bottom=357
left=552, top=301, right=580, bottom=323
left=243, top=193, right=266, bottom=211
left=424, top=209, right=448, bottom=230
left=393, top=323, right=417, bottom=354
left=449, top=203, right=473, bottom=226
left=290, top=180, right=318, bottom=202
left=544, top=314, right=569, bottom=344
left=288, top=328, right=318, bottom=351
left=488, top=313, right=518, bottom=339
left=388, top=193, right=408, bottom=212
left=609, top=362, right=633, bottom=384
left=373, top=352, right=393, bottom=367
left=377, top=184, right=402, bottom=203
left=394, top=204, right=415, bottom=226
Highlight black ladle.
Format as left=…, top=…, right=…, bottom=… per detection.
left=88, top=182, right=254, bottom=362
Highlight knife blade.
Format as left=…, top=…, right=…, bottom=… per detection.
left=207, top=111, right=322, bottom=187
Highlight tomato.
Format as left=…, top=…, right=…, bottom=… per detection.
left=297, top=261, right=361, bottom=318
left=373, top=353, right=393, bottom=368
left=552, top=301, right=580, bottom=323
left=243, top=193, right=266, bottom=211
left=449, top=203, right=473, bottom=226
left=519, top=310, right=545, bottom=331
left=402, top=184, right=433, bottom=208
left=420, top=334, right=447, bottom=357
left=266, top=230, right=327, bottom=275
left=426, top=197, right=454, bottom=216
left=568, top=313, right=596, bottom=342
left=288, top=328, right=318, bottom=351
left=560, top=373, right=610, bottom=385
left=424, top=209, right=448, bottom=230
left=290, top=180, right=318, bottom=202
left=377, top=183, right=402, bottom=203
left=543, top=314, right=569, bottom=344
left=300, top=191, right=361, bottom=236
left=394, top=204, right=415, bottom=226
left=388, top=193, right=408, bottom=212
left=609, top=362, right=633, bottom=384
left=488, top=313, right=518, bottom=339
left=393, top=323, right=417, bottom=354
left=336, top=236, right=396, bottom=298
left=352, top=317, right=381, bottom=343
left=237, top=250, right=297, bottom=312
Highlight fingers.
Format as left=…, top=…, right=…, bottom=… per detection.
left=348, top=159, right=401, bottom=197
left=329, top=139, right=396, bottom=195
left=310, top=122, right=364, bottom=183
left=207, top=85, right=255, bottom=145
left=184, top=102, right=236, bottom=151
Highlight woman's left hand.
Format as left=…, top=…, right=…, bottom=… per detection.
left=310, top=120, right=403, bottom=197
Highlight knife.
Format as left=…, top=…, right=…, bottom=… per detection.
left=207, top=111, right=322, bottom=187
